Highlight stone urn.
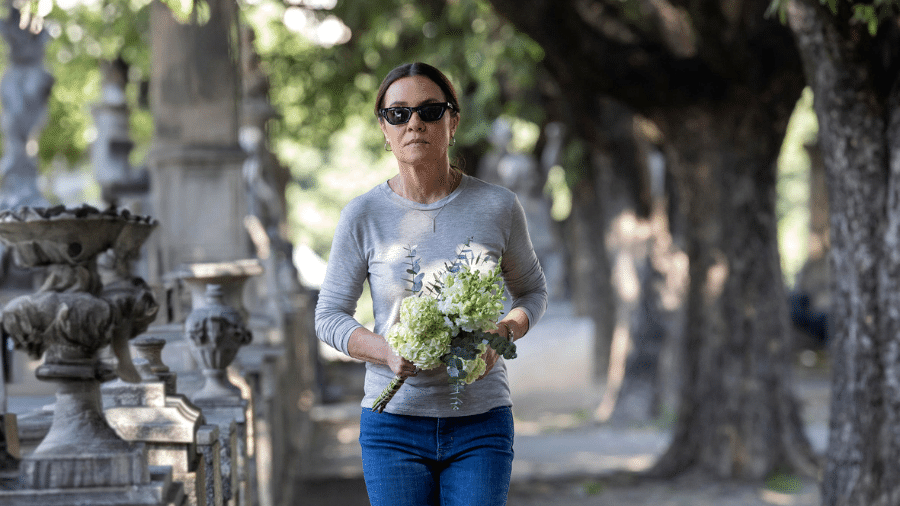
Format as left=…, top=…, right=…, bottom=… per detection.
left=0, top=205, right=161, bottom=490
left=185, top=283, right=253, bottom=402
left=176, top=260, right=261, bottom=404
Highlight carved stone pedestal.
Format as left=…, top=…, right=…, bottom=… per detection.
left=102, top=373, right=205, bottom=506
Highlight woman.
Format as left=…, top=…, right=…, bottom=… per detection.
left=315, top=62, right=547, bottom=506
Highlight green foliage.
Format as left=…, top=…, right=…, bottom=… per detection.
left=246, top=0, right=545, bottom=151
left=582, top=480, right=606, bottom=496
left=765, top=470, right=803, bottom=493
left=25, top=0, right=152, bottom=171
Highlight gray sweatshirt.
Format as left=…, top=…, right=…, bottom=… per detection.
left=315, top=175, right=547, bottom=417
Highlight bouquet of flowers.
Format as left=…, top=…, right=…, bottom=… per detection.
left=371, top=240, right=517, bottom=412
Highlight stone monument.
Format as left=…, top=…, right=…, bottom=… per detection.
left=102, top=352, right=208, bottom=506
left=0, top=205, right=183, bottom=505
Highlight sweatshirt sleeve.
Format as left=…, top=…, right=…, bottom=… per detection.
left=501, top=195, right=548, bottom=330
left=314, top=207, right=368, bottom=356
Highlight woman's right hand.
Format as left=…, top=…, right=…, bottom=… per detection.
left=387, top=352, right=418, bottom=378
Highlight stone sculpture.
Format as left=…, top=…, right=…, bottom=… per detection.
left=185, top=283, right=253, bottom=402
left=0, top=205, right=182, bottom=505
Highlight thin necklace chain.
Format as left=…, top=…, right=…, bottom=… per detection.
left=423, top=205, right=446, bottom=233
left=424, top=172, right=460, bottom=232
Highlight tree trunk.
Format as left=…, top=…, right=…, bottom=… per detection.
left=567, top=151, right=616, bottom=377
left=649, top=101, right=818, bottom=479
left=788, top=2, right=900, bottom=503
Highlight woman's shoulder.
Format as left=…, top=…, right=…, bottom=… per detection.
left=340, top=181, right=390, bottom=218
left=462, top=175, right=518, bottom=205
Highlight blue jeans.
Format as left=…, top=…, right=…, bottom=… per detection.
left=359, top=406, right=515, bottom=506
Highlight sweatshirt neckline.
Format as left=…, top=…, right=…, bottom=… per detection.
left=379, top=174, right=469, bottom=211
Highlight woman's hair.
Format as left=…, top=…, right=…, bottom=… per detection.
left=374, top=62, right=461, bottom=119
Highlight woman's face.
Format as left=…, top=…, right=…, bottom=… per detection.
left=379, top=75, right=459, bottom=168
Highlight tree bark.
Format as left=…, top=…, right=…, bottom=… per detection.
left=489, top=0, right=818, bottom=478
left=787, top=1, right=900, bottom=503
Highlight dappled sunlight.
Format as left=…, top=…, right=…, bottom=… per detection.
left=595, top=322, right=632, bottom=422
left=283, top=7, right=350, bottom=48
left=614, top=254, right=640, bottom=303
left=704, top=251, right=729, bottom=300
left=607, top=210, right=654, bottom=249
left=650, top=208, right=689, bottom=311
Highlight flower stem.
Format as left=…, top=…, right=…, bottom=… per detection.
left=371, top=375, right=406, bottom=413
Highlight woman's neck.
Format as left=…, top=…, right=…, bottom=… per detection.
left=390, top=164, right=460, bottom=204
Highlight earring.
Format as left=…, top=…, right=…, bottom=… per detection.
left=449, top=135, right=456, bottom=147
left=385, top=140, right=392, bottom=152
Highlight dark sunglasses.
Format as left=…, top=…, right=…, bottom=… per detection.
left=378, top=102, right=456, bottom=125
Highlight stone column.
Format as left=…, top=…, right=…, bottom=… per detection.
left=0, top=205, right=182, bottom=505
left=239, top=26, right=302, bottom=334
left=146, top=0, right=250, bottom=286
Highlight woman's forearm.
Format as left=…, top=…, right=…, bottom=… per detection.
left=348, top=327, right=418, bottom=378
left=499, top=307, right=530, bottom=342
left=347, top=327, right=394, bottom=365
